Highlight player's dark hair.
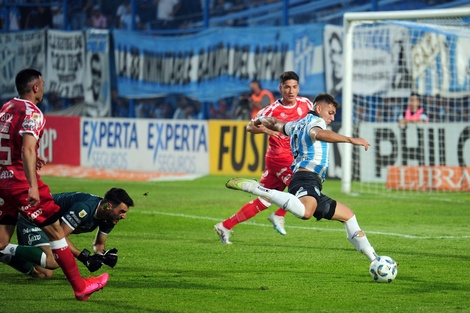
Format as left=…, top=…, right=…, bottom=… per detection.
left=279, top=71, right=299, bottom=84
left=310, top=93, right=339, bottom=116
left=104, top=188, right=134, bottom=207
left=15, top=68, right=42, bottom=96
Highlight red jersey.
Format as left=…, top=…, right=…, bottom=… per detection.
left=255, top=96, right=313, bottom=162
left=0, top=98, right=45, bottom=188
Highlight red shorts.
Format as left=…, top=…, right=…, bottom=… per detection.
left=0, top=179, right=60, bottom=227
left=259, top=157, right=293, bottom=192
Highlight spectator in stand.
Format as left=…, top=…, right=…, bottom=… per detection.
left=111, top=89, right=130, bottom=117
left=154, top=0, right=181, bottom=30
left=115, top=0, right=129, bottom=27
left=212, top=0, right=233, bottom=17
left=175, top=0, right=202, bottom=28
left=138, top=0, right=156, bottom=27
left=211, top=99, right=231, bottom=119
left=1, top=0, right=22, bottom=31
left=24, top=0, right=52, bottom=29
left=173, top=95, right=189, bottom=119
left=120, top=2, right=142, bottom=30
left=69, top=0, right=93, bottom=30
left=51, top=5, right=64, bottom=29
left=249, top=79, right=275, bottom=119
left=398, top=92, right=429, bottom=128
left=88, top=5, right=108, bottom=29
left=233, top=94, right=252, bottom=120
left=100, top=0, right=121, bottom=28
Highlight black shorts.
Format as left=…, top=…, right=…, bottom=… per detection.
left=288, top=171, right=336, bottom=220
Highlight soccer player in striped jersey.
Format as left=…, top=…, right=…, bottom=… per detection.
left=225, top=93, right=379, bottom=263
left=215, top=71, right=313, bottom=244
left=0, top=69, right=108, bottom=300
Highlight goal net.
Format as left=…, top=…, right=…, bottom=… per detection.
left=341, top=8, right=470, bottom=195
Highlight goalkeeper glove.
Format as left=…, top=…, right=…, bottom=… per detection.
left=102, top=248, right=118, bottom=268
left=77, top=249, right=104, bottom=272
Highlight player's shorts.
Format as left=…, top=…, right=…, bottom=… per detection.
left=16, top=215, right=50, bottom=247
left=288, top=171, right=336, bottom=220
left=0, top=179, right=60, bottom=226
left=259, top=157, right=293, bottom=191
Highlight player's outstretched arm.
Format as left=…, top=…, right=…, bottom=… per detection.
left=312, top=128, right=370, bottom=151
left=247, top=119, right=282, bottom=137
left=254, top=116, right=286, bottom=134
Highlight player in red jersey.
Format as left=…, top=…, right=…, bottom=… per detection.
left=214, top=71, right=313, bottom=243
left=0, top=69, right=108, bottom=300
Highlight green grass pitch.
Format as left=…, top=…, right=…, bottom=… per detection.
left=2, top=175, right=469, bottom=313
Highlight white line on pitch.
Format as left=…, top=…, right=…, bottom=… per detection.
left=138, top=211, right=470, bottom=240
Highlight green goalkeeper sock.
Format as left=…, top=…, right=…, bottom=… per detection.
left=12, top=245, right=46, bottom=268
left=0, top=255, right=35, bottom=275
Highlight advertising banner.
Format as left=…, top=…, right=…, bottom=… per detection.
left=39, top=115, right=81, bottom=166
left=208, top=120, right=268, bottom=176
left=113, top=25, right=325, bottom=101
left=81, top=118, right=209, bottom=174
left=358, top=122, right=470, bottom=182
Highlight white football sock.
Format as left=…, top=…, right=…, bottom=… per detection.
left=344, top=215, right=377, bottom=261
left=251, top=185, right=305, bottom=218
left=1, top=243, right=18, bottom=256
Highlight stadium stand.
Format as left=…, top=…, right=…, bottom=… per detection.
left=0, top=0, right=467, bottom=119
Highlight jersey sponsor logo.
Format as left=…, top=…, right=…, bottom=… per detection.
left=78, top=209, right=87, bottom=218
left=22, top=117, right=38, bottom=131
left=19, top=204, right=31, bottom=211
left=0, top=170, right=14, bottom=179
left=29, top=208, right=43, bottom=221
left=21, top=226, right=42, bottom=234
left=64, top=212, right=81, bottom=228
left=0, top=122, right=10, bottom=132
left=27, top=234, right=42, bottom=245
left=0, top=112, right=14, bottom=122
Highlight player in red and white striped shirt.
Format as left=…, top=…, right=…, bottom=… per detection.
left=0, top=69, right=108, bottom=300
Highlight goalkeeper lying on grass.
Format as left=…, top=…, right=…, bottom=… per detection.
left=1, top=188, right=134, bottom=278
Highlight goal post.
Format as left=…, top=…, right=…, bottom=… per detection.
left=341, top=7, right=470, bottom=194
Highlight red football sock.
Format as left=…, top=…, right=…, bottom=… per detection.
left=274, top=208, right=287, bottom=217
left=223, top=198, right=268, bottom=230
left=51, top=241, right=85, bottom=292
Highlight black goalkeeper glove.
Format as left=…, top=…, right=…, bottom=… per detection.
left=102, top=248, right=118, bottom=268
left=77, top=249, right=104, bottom=272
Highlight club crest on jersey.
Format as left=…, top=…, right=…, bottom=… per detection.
left=79, top=210, right=87, bottom=218
left=22, top=118, right=38, bottom=131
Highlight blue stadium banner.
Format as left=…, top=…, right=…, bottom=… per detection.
left=113, top=25, right=325, bottom=102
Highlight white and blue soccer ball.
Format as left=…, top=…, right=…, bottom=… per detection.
left=369, top=256, right=398, bottom=283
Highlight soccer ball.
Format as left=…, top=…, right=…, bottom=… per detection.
left=369, top=256, right=398, bottom=283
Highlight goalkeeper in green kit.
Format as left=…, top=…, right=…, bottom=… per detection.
left=1, top=188, right=134, bottom=278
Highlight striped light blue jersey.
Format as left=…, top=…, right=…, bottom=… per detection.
left=284, top=113, right=329, bottom=182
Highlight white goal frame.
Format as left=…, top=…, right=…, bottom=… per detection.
left=341, top=7, right=470, bottom=194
